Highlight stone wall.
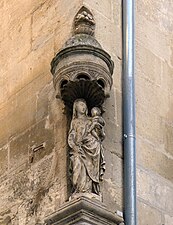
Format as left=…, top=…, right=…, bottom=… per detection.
left=0, top=0, right=172, bottom=224
left=0, top=0, right=123, bottom=224
left=136, top=0, right=173, bottom=224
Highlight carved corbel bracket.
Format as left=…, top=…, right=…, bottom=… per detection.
left=51, top=6, right=114, bottom=112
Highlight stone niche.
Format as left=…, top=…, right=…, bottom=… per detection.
left=46, top=6, right=124, bottom=225
left=50, top=6, right=114, bottom=113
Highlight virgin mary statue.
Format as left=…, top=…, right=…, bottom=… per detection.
left=68, top=99, right=105, bottom=196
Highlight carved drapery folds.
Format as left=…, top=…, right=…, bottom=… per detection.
left=68, top=99, right=106, bottom=199
left=50, top=6, right=114, bottom=200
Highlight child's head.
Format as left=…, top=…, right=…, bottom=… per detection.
left=91, top=107, right=101, bottom=117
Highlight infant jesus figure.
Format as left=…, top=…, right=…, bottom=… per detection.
left=89, top=107, right=105, bottom=142
left=89, top=107, right=106, bottom=181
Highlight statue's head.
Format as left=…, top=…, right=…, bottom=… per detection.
left=73, top=99, right=88, bottom=118
left=91, top=107, right=101, bottom=117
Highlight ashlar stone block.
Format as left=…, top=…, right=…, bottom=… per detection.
left=138, top=201, right=162, bottom=225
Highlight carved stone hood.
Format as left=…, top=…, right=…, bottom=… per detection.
left=50, top=6, right=114, bottom=112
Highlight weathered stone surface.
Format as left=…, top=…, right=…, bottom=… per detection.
left=138, top=201, right=162, bottom=225
left=166, top=93, right=173, bottom=124
left=0, top=73, right=51, bottom=148
left=104, top=153, right=123, bottom=187
left=0, top=95, right=37, bottom=148
left=53, top=0, right=82, bottom=24
left=0, top=15, right=31, bottom=68
left=83, top=0, right=113, bottom=20
left=103, top=180, right=123, bottom=213
left=9, top=130, right=30, bottom=171
left=54, top=2, right=91, bottom=53
left=45, top=196, right=124, bottom=225
left=0, top=32, right=53, bottom=107
left=137, top=168, right=173, bottom=214
left=161, top=62, right=173, bottom=96
left=137, top=136, right=173, bottom=182
left=136, top=14, right=171, bottom=63
left=136, top=76, right=170, bottom=120
left=164, top=214, right=173, bottom=225
left=136, top=103, right=164, bottom=146
left=136, top=42, right=162, bottom=86
left=29, top=119, right=54, bottom=164
left=164, top=122, right=173, bottom=157
left=0, top=0, right=121, bottom=224
left=9, top=117, right=54, bottom=171
left=137, top=0, right=173, bottom=34
left=0, top=145, right=8, bottom=177
left=36, top=83, right=53, bottom=122
left=136, top=1, right=173, bottom=222
left=104, top=91, right=123, bottom=158
left=94, top=13, right=117, bottom=57
left=0, top=152, right=66, bottom=224
left=32, top=0, right=57, bottom=50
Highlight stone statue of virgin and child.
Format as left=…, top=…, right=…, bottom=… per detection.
left=68, top=99, right=106, bottom=199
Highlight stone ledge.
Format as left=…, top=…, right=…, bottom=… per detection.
left=45, top=196, right=124, bottom=225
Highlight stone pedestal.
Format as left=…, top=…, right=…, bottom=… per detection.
left=45, top=197, right=124, bottom=225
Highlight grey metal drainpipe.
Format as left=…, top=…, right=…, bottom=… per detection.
left=122, top=0, right=137, bottom=225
